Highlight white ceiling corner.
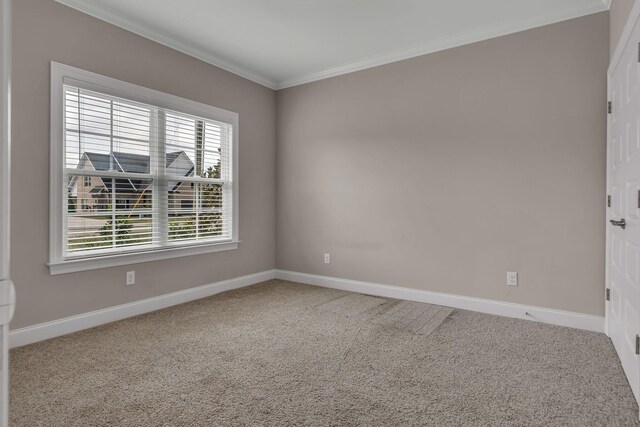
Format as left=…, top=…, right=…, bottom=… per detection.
left=54, top=0, right=608, bottom=90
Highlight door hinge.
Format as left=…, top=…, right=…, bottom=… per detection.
left=608, top=101, right=612, bottom=114
left=608, top=195, right=611, bottom=208
left=636, top=335, right=639, bottom=355
left=606, top=288, right=610, bottom=301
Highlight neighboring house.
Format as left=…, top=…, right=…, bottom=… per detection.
left=68, top=151, right=195, bottom=213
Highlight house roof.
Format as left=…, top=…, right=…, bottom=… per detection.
left=165, top=151, right=184, bottom=167
left=84, top=151, right=190, bottom=174
left=78, top=151, right=194, bottom=193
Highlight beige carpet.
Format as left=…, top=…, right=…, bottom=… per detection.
left=9, top=280, right=640, bottom=426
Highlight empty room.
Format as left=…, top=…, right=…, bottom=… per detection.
left=0, top=0, right=639, bottom=425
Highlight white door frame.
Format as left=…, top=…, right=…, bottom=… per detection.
left=0, top=0, right=9, bottom=281
left=606, top=0, right=640, bottom=411
left=0, top=1, right=11, bottom=426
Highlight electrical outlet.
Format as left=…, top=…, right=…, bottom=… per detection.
left=126, top=271, right=135, bottom=286
left=507, top=272, right=518, bottom=286
left=324, top=253, right=331, bottom=264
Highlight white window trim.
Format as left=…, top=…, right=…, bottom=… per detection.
left=49, top=62, right=239, bottom=275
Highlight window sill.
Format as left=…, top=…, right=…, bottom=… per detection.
left=48, top=241, right=240, bottom=275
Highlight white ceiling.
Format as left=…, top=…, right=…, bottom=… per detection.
left=56, top=0, right=610, bottom=89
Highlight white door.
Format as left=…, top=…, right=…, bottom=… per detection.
left=608, top=12, right=640, bottom=406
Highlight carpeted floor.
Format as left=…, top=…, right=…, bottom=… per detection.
left=9, top=280, right=640, bottom=426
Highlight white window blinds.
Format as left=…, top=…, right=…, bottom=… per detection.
left=61, top=83, right=234, bottom=260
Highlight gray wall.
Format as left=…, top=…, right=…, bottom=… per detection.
left=276, top=13, right=609, bottom=316
left=610, top=0, right=635, bottom=56
left=11, top=0, right=276, bottom=329
left=10, top=2, right=610, bottom=330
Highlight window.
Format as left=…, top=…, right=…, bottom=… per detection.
left=49, top=63, right=239, bottom=274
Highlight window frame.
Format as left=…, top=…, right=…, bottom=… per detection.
left=49, top=62, right=239, bottom=275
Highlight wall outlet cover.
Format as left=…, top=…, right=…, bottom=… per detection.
left=126, top=271, right=135, bottom=286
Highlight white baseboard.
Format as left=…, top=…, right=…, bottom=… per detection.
left=10, top=269, right=276, bottom=348
left=10, top=268, right=604, bottom=349
left=275, top=270, right=605, bottom=333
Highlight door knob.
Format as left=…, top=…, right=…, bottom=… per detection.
left=610, top=218, right=626, bottom=229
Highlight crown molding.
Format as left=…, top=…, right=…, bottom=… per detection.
left=55, top=0, right=607, bottom=91
left=275, top=1, right=608, bottom=89
left=54, top=0, right=278, bottom=89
